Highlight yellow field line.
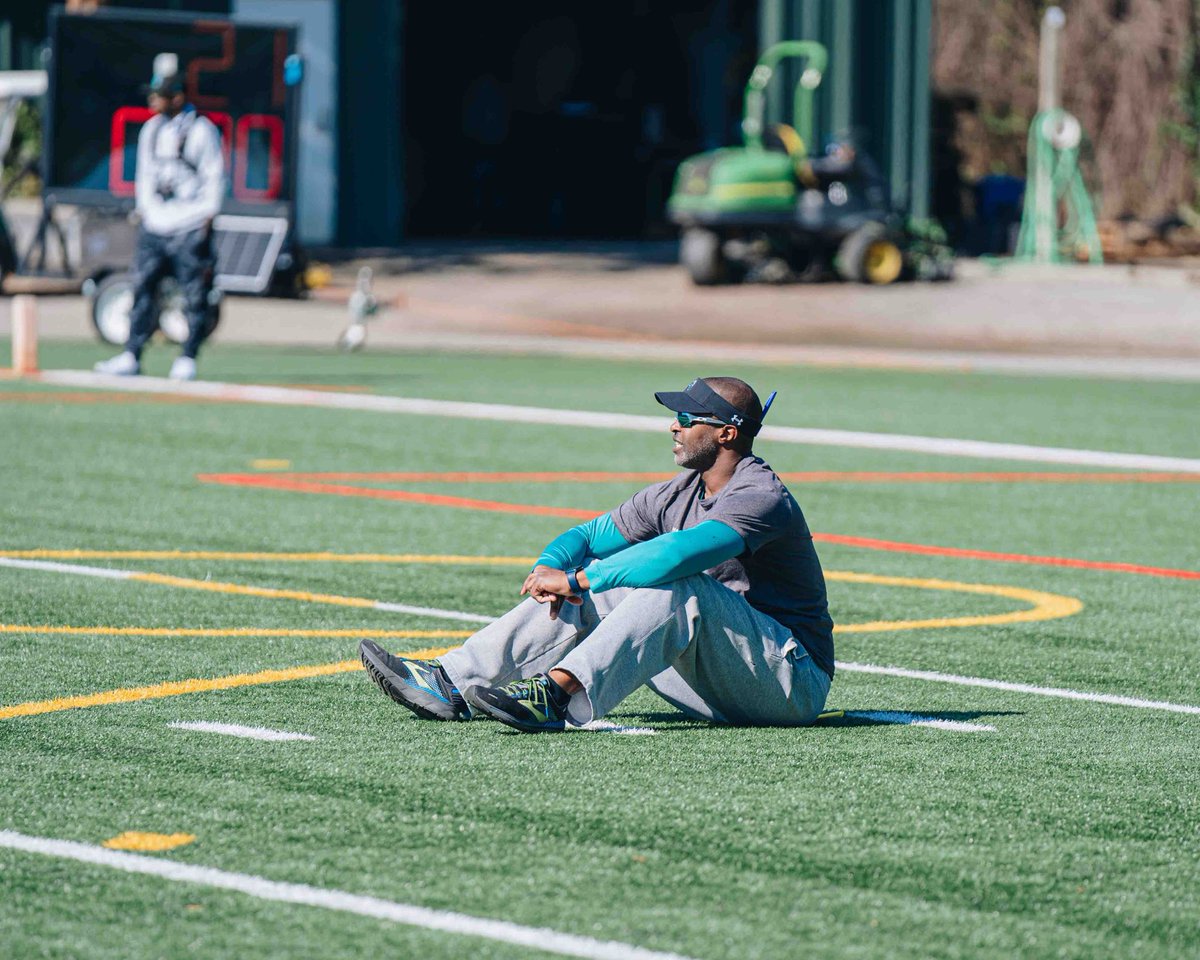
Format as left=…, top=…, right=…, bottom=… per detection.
left=130, top=571, right=384, bottom=608
left=0, top=549, right=532, bottom=565
left=0, top=645, right=456, bottom=720
left=0, top=561, right=1081, bottom=638
left=825, top=571, right=1083, bottom=632
left=0, top=551, right=1090, bottom=628
left=0, top=567, right=1083, bottom=722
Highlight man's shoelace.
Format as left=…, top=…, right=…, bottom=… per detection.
left=501, top=677, right=534, bottom=697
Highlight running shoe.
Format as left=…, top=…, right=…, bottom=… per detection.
left=359, top=640, right=469, bottom=721
left=464, top=674, right=570, bottom=733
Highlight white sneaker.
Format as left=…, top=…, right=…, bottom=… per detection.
left=169, top=356, right=197, bottom=381
left=93, top=351, right=140, bottom=376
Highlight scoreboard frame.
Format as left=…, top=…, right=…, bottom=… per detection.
left=42, top=6, right=300, bottom=220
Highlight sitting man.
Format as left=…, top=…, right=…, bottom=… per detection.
left=360, top=376, right=834, bottom=733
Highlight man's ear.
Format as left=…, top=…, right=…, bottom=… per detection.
left=718, top=424, right=739, bottom=447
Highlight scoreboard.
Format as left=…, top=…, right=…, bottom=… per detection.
left=44, top=8, right=299, bottom=216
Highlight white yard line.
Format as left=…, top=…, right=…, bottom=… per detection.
left=836, top=662, right=1200, bottom=715
left=38, top=370, right=1200, bottom=472
left=0, top=830, right=698, bottom=960
left=373, top=600, right=492, bottom=624
left=0, top=556, right=136, bottom=580
left=168, top=721, right=315, bottom=742
left=572, top=719, right=658, bottom=736
left=6, top=556, right=1198, bottom=718
left=843, top=710, right=996, bottom=733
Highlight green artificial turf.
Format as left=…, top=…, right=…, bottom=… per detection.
left=1, top=341, right=1197, bottom=959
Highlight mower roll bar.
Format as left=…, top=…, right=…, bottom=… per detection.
left=741, top=41, right=827, bottom=156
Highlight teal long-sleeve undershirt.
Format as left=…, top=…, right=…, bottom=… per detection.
left=535, top=514, right=745, bottom=593
left=535, top=514, right=631, bottom=570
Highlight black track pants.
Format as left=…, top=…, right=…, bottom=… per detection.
left=126, top=225, right=215, bottom=360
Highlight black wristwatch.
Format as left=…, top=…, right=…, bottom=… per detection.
left=566, top=566, right=586, bottom=595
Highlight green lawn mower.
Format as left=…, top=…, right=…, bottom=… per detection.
left=668, top=41, right=953, bottom=286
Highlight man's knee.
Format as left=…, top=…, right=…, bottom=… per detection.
left=610, top=575, right=712, bottom=612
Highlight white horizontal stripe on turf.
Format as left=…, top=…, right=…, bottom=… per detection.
left=372, top=600, right=493, bottom=624
left=836, top=661, right=1200, bottom=715
left=41, top=371, right=1200, bottom=472
left=844, top=710, right=995, bottom=733
left=168, top=721, right=315, bottom=742
left=0, top=556, right=135, bottom=580
left=0, top=831, right=697, bottom=960
left=573, top=720, right=658, bottom=736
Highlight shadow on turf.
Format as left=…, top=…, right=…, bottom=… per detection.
left=814, top=709, right=1023, bottom=729
left=538, top=708, right=1025, bottom=733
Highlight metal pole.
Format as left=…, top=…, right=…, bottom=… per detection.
left=888, top=0, right=913, bottom=211
left=909, top=0, right=932, bottom=218
left=1038, top=6, right=1065, bottom=113
left=829, top=0, right=855, bottom=136
left=1034, top=6, right=1065, bottom=260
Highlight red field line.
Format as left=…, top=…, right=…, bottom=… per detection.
left=196, top=470, right=1200, bottom=580
left=0, top=391, right=216, bottom=405
left=196, top=474, right=596, bottom=519
left=236, top=469, right=1200, bottom=485
left=780, top=470, right=1200, bottom=484
left=811, top=533, right=1200, bottom=580
left=277, top=471, right=674, bottom=484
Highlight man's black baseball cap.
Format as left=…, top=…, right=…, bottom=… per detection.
left=653, top=378, right=775, bottom=437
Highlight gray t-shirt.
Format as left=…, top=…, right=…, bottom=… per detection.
left=611, top=456, right=835, bottom=678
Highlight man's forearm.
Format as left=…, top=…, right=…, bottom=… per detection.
left=534, top=513, right=630, bottom=570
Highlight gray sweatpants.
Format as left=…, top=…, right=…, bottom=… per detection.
left=438, top=574, right=831, bottom=727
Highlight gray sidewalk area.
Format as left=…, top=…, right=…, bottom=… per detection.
left=3, top=242, right=1200, bottom=377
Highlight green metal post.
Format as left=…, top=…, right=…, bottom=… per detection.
left=888, top=0, right=913, bottom=210
left=909, top=0, right=932, bottom=217
left=796, top=0, right=822, bottom=139
left=759, top=0, right=787, bottom=132
left=829, top=0, right=854, bottom=136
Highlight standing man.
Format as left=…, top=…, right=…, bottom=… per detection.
left=95, top=53, right=224, bottom=381
left=360, top=376, right=835, bottom=733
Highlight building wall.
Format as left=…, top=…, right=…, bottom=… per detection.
left=336, top=1, right=403, bottom=246
left=758, top=0, right=932, bottom=217
left=234, top=0, right=338, bottom=246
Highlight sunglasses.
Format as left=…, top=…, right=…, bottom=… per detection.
left=674, top=411, right=728, bottom=428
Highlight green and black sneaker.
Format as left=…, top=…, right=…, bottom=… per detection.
left=464, top=674, right=571, bottom=733
left=359, top=640, right=470, bottom=721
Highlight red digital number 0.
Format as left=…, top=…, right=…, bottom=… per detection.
left=233, top=114, right=284, bottom=201
left=108, top=106, right=154, bottom=196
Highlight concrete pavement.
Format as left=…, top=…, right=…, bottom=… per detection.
left=3, top=244, right=1199, bottom=377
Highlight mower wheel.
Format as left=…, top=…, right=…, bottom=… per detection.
left=680, top=228, right=733, bottom=285
left=836, top=224, right=904, bottom=285
left=91, top=273, right=221, bottom=346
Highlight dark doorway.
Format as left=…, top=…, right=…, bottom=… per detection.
left=402, top=0, right=758, bottom=239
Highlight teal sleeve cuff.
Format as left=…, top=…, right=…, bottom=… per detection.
left=534, top=513, right=631, bottom=570
left=585, top=520, right=745, bottom=592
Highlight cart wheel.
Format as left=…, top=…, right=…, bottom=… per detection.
left=836, top=224, right=904, bottom=285
left=91, top=273, right=136, bottom=345
left=90, top=273, right=222, bottom=345
left=680, top=228, right=732, bottom=285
